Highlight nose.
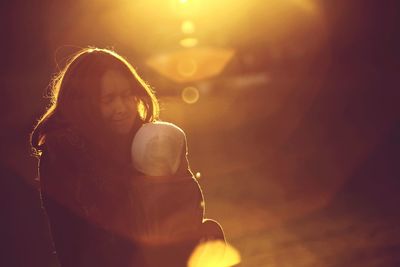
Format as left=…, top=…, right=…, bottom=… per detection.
left=113, top=96, right=127, bottom=115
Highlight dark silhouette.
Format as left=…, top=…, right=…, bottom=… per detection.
left=30, top=48, right=225, bottom=267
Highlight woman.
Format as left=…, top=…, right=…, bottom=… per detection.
left=30, top=48, right=224, bottom=267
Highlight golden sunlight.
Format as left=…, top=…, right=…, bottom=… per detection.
left=146, top=47, right=235, bottom=83
left=291, top=0, right=318, bottom=13
left=181, top=20, right=196, bottom=34
left=188, top=240, right=241, bottom=267
left=181, top=86, right=200, bottom=104
left=177, top=58, right=198, bottom=77
left=180, top=38, right=199, bottom=48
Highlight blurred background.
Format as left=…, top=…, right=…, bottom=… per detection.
left=1, top=0, right=399, bottom=266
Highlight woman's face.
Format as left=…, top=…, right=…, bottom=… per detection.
left=99, top=69, right=138, bottom=135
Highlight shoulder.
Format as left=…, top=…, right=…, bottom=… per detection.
left=40, top=128, right=91, bottom=170
left=45, top=128, right=86, bottom=151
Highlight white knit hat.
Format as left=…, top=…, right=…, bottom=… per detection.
left=131, top=121, right=186, bottom=176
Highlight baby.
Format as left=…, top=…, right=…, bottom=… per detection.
left=129, top=121, right=224, bottom=253
left=131, top=121, right=187, bottom=177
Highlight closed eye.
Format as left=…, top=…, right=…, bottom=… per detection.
left=101, top=95, right=114, bottom=104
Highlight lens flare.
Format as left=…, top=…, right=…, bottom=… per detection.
left=181, top=86, right=199, bottom=104
left=181, top=20, right=196, bottom=34
left=180, top=38, right=199, bottom=48
left=177, top=58, right=198, bottom=77
left=188, top=240, right=241, bottom=267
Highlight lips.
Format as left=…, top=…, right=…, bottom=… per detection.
left=113, top=118, right=127, bottom=122
left=112, top=116, right=129, bottom=122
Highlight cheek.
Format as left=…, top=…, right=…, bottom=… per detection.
left=100, top=103, right=113, bottom=120
left=126, top=97, right=138, bottom=115
left=99, top=96, right=138, bottom=121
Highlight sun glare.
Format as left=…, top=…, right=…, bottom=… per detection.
left=181, top=20, right=196, bottom=34
left=181, top=86, right=200, bottom=104
left=188, top=240, right=241, bottom=267
left=180, top=38, right=199, bottom=48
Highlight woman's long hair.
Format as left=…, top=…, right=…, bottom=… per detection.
left=30, top=47, right=159, bottom=157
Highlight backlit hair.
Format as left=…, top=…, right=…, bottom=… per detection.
left=31, top=47, right=159, bottom=155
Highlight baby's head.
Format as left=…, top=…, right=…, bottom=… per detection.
left=131, top=122, right=186, bottom=176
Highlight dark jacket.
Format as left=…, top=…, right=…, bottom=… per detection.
left=38, top=128, right=224, bottom=267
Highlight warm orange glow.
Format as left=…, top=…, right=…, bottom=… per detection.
left=181, top=20, right=196, bottom=34
left=177, top=58, right=198, bottom=77
left=146, top=47, right=235, bottom=83
left=188, top=240, right=241, bottom=267
left=291, top=0, right=317, bottom=13
left=181, top=86, right=199, bottom=104
left=46, top=0, right=324, bottom=60
left=180, top=37, right=199, bottom=48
